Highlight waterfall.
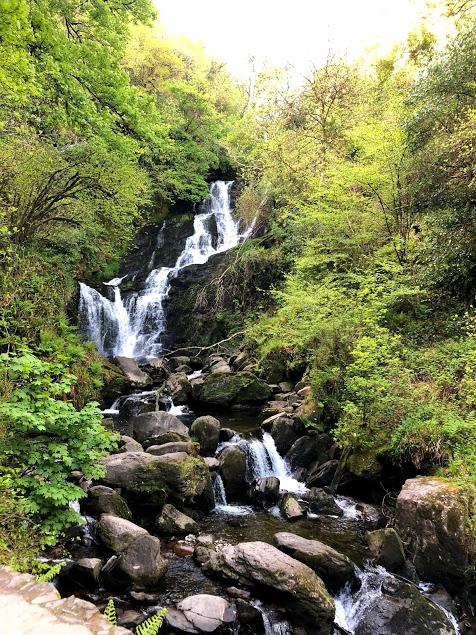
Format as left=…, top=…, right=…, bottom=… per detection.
left=78, top=181, right=249, bottom=361
left=213, top=474, right=227, bottom=506
left=245, top=433, right=308, bottom=495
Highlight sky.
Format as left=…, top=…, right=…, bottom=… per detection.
left=154, top=0, right=432, bottom=77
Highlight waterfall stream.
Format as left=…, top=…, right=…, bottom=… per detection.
left=79, top=181, right=251, bottom=361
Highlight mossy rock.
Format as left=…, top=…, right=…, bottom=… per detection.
left=347, top=448, right=384, bottom=480
left=197, top=371, right=272, bottom=408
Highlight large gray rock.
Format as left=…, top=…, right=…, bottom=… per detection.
left=165, top=594, right=237, bottom=633
left=84, top=486, right=132, bottom=520
left=100, top=451, right=209, bottom=506
left=286, top=433, right=333, bottom=469
left=353, top=573, right=456, bottom=635
left=113, top=534, right=166, bottom=588
left=247, top=477, right=280, bottom=506
left=114, top=356, right=152, bottom=386
left=280, top=493, right=305, bottom=520
left=269, top=417, right=297, bottom=454
left=274, top=532, right=356, bottom=591
left=196, top=372, right=272, bottom=408
left=203, top=541, right=334, bottom=634
left=153, top=504, right=197, bottom=535
left=168, top=356, right=191, bottom=371
left=217, top=445, right=247, bottom=495
left=113, top=436, right=144, bottom=454
left=395, top=477, right=469, bottom=594
left=146, top=441, right=197, bottom=456
left=306, top=460, right=339, bottom=488
left=306, top=488, right=343, bottom=517
left=98, top=515, right=147, bottom=553
left=191, top=415, right=221, bottom=456
left=166, top=372, right=192, bottom=405
left=133, top=411, right=190, bottom=445
left=367, top=528, right=406, bottom=573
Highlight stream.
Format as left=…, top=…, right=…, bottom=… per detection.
left=69, top=182, right=462, bottom=634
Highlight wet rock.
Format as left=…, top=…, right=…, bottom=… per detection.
left=219, top=428, right=236, bottom=442
left=112, top=534, right=166, bottom=588
left=306, top=488, right=343, bottom=517
left=203, top=541, right=335, bottom=634
left=73, top=558, right=102, bottom=586
left=114, top=356, right=152, bottom=386
left=114, top=435, right=144, bottom=454
left=166, top=372, right=192, bottom=405
left=128, top=591, right=161, bottom=604
left=174, top=544, right=195, bottom=557
left=204, top=457, right=219, bottom=470
left=247, top=477, right=280, bottom=506
left=132, top=411, right=190, bottom=445
left=261, top=401, right=294, bottom=417
left=194, top=471, right=216, bottom=513
left=168, top=356, right=191, bottom=371
left=235, top=598, right=264, bottom=631
left=146, top=441, right=198, bottom=456
left=165, top=594, right=237, bottom=633
left=196, top=372, right=272, bottom=408
left=100, top=452, right=209, bottom=507
left=366, top=528, right=406, bottom=573
left=273, top=532, right=356, bottom=591
left=267, top=417, right=297, bottom=454
left=306, top=460, right=339, bottom=488
left=395, top=477, right=469, bottom=594
left=226, top=587, right=251, bottom=600
left=353, top=574, right=456, bottom=635
left=280, top=493, right=305, bottom=520
left=217, top=445, right=247, bottom=495
left=98, top=515, right=147, bottom=553
left=191, top=415, right=221, bottom=456
left=286, top=433, right=333, bottom=469
left=153, top=504, right=197, bottom=535
left=191, top=376, right=205, bottom=400
left=84, top=486, right=132, bottom=520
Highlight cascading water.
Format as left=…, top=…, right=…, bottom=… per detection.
left=78, top=181, right=251, bottom=361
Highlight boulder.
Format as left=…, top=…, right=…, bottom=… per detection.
left=280, top=493, right=305, bottom=520
left=146, top=441, right=197, bottom=456
left=274, top=532, right=356, bottom=591
left=196, top=372, right=272, bottom=408
left=166, top=594, right=237, bottom=633
left=306, top=488, right=343, bottom=517
left=114, top=435, right=144, bottom=454
left=84, top=486, right=132, bottom=520
left=73, top=558, right=103, bottom=586
left=306, top=460, right=339, bottom=488
left=247, top=477, right=280, bottom=506
left=203, top=541, right=334, bottom=634
left=100, top=451, right=209, bottom=506
left=168, top=356, right=191, bottom=371
left=286, top=433, right=333, bottom=469
left=269, top=417, right=297, bottom=454
left=113, top=534, right=166, bottom=587
left=366, top=528, right=406, bottom=573
left=98, top=515, right=148, bottom=553
left=235, top=598, right=263, bottom=631
left=353, top=573, right=456, bottom=635
left=114, top=356, right=152, bottom=386
left=217, top=445, right=247, bottom=495
left=191, top=415, right=221, bottom=456
left=278, top=381, right=294, bottom=393
left=153, top=504, right=197, bottom=535
left=209, top=361, right=232, bottom=373
left=261, top=401, right=294, bottom=417
left=132, top=411, right=190, bottom=445
left=347, top=448, right=384, bottom=480
left=204, top=457, right=219, bottom=470
left=166, top=372, right=192, bottom=405
left=395, top=477, right=469, bottom=594
left=230, top=351, right=248, bottom=371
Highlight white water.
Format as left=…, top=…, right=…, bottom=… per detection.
left=212, top=473, right=254, bottom=515
left=79, top=181, right=251, bottom=361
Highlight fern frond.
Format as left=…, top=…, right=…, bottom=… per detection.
left=104, top=598, right=117, bottom=626
left=35, top=561, right=66, bottom=582
left=136, top=608, right=167, bottom=635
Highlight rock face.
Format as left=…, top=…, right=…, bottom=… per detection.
left=166, top=372, right=192, bottom=405
left=196, top=372, right=272, bottom=408
left=153, top=504, right=197, bottom=535
left=353, top=573, right=456, bottom=635
left=247, top=477, right=280, bottom=506
left=84, top=486, right=132, bottom=520
left=113, top=534, right=166, bottom=587
left=165, top=594, right=237, bottom=633
left=98, top=515, right=148, bottom=553
left=269, top=417, right=297, bottom=454
left=114, top=356, right=151, bottom=386
left=286, top=433, right=333, bottom=469
left=273, top=532, right=356, bottom=591
left=203, top=541, right=335, bottom=634
left=100, top=451, right=209, bottom=506
left=133, top=411, right=190, bottom=445
left=191, top=415, right=221, bottom=456
left=217, top=445, right=247, bottom=495
left=395, top=477, right=469, bottom=593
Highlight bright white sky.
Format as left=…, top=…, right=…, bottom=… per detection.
left=154, top=0, right=432, bottom=77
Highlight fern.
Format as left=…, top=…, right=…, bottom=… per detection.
left=136, top=608, right=167, bottom=635
left=104, top=598, right=117, bottom=626
left=35, top=561, right=66, bottom=582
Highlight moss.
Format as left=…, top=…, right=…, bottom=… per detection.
left=199, top=371, right=272, bottom=407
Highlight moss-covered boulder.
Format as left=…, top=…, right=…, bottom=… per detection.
left=191, top=415, right=221, bottom=456
left=84, top=486, right=132, bottom=520
left=347, top=447, right=384, bottom=480
left=132, top=411, right=190, bottom=446
left=99, top=451, right=209, bottom=507
left=395, top=477, right=470, bottom=594
left=194, top=372, right=272, bottom=408
left=366, top=528, right=406, bottom=573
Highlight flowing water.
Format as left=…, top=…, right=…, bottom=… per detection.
left=79, top=181, right=250, bottom=361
